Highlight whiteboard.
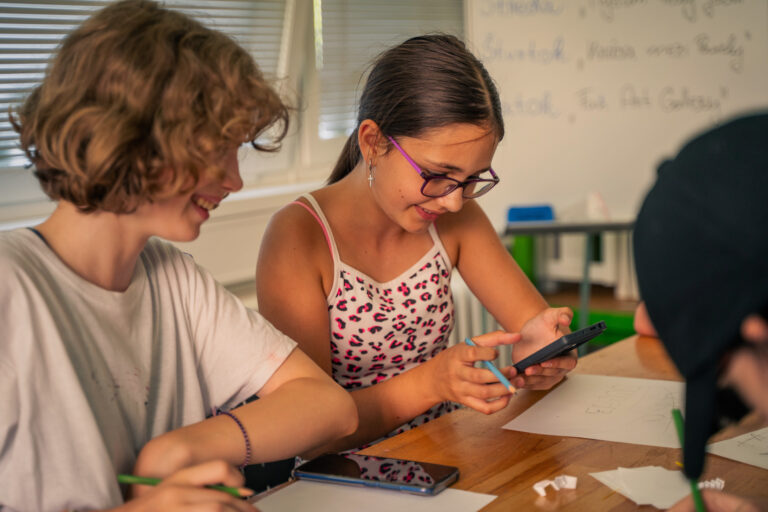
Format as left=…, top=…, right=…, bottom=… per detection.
left=467, top=0, right=768, bottom=224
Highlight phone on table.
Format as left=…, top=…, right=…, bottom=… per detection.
left=512, top=321, right=607, bottom=373
left=292, top=453, right=459, bottom=496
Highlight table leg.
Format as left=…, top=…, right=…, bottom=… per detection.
left=578, top=234, right=593, bottom=355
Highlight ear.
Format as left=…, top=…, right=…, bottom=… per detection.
left=357, top=119, right=387, bottom=165
left=741, top=314, right=768, bottom=344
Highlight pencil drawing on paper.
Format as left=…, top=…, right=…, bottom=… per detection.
left=735, top=431, right=768, bottom=455
left=503, top=374, right=685, bottom=448
left=708, top=427, right=768, bottom=470
left=584, top=383, right=640, bottom=415
left=639, top=390, right=679, bottom=434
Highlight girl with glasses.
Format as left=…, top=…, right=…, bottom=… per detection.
left=257, top=34, right=576, bottom=457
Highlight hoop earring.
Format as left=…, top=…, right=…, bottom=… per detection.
left=368, top=160, right=375, bottom=188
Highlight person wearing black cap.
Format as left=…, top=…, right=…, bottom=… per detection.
left=634, top=112, right=768, bottom=512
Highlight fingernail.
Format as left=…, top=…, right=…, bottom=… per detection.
left=239, top=487, right=255, bottom=497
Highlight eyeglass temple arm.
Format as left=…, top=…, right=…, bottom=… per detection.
left=387, top=134, right=499, bottom=182
left=386, top=135, right=424, bottom=175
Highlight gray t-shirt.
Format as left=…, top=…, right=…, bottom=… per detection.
left=0, top=229, right=296, bottom=512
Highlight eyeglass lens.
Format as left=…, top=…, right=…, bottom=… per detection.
left=422, top=177, right=495, bottom=198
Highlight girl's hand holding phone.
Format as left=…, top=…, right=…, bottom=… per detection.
left=511, top=307, right=577, bottom=390
left=425, top=330, right=520, bottom=415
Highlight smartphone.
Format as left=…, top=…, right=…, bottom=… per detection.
left=512, top=321, right=607, bottom=373
left=292, top=453, right=459, bottom=496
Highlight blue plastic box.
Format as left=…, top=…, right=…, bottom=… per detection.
left=507, top=204, right=554, bottom=223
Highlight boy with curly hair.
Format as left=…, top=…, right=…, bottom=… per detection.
left=1, top=1, right=357, bottom=510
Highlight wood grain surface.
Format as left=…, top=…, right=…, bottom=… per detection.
left=358, top=336, right=768, bottom=511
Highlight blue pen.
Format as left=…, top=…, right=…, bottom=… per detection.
left=464, top=338, right=516, bottom=393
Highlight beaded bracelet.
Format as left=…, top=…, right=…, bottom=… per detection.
left=215, top=409, right=252, bottom=469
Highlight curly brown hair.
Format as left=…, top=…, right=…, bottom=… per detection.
left=11, top=0, right=289, bottom=213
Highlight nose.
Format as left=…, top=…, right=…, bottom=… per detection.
left=222, top=150, right=244, bottom=192
left=436, top=187, right=464, bottom=213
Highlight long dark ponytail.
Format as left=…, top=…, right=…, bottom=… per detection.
left=328, top=34, right=504, bottom=184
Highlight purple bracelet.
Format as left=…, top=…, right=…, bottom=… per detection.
left=216, top=409, right=251, bottom=469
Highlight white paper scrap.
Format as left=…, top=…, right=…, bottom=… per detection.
left=533, top=474, right=577, bottom=496
left=553, top=474, right=577, bottom=489
left=255, top=480, right=497, bottom=512
left=533, top=479, right=553, bottom=497
left=699, top=478, right=725, bottom=491
left=504, top=374, right=684, bottom=447
left=708, top=427, right=768, bottom=470
left=619, top=466, right=689, bottom=508
left=590, top=466, right=723, bottom=509
left=589, top=468, right=623, bottom=492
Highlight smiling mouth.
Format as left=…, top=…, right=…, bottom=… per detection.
left=416, top=205, right=440, bottom=219
left=192, top=196, right=219, bottom=211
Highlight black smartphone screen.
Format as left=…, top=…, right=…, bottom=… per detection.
left=293, top=453, right=459, bottom=495
left=512, top=320, right=607, bottom=373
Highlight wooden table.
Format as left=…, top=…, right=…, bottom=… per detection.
left=359, top=336, right=768, bottom=510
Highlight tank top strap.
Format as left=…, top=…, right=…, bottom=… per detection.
left=289, top=193, right=341, bottom=264
left=427, top=223, right=453, bottom=273
left=290, top=193, right=341, bottom=304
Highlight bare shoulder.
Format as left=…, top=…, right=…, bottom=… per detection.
left=261, top=195, right=327, bottom=258
left=257, top=190, right=338, bottom=299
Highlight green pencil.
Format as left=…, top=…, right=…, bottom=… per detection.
left=117, top=474, right=247, bottom=498
left=671, top=409, right=707, bottom=512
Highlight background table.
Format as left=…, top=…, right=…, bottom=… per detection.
left=359, top=336, right=768, bottom=511
left=504, top=220, right=635, bottom=335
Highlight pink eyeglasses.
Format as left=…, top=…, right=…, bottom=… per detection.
left=386, top=135, right=499, bottom=198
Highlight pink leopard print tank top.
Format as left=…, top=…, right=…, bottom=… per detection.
left=294, top=193, right=459, bottom=445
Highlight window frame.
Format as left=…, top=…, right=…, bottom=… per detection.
left=0, top=0, right=464, bottom=230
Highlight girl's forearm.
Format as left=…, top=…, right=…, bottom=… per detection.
left=302, top=361, right=441, bottom=458
left=134, top=377, right=357, bottom=477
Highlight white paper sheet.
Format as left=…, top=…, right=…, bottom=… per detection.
left=590, top=466, right=691, bottom=509
left=254, top=480, right=497, bottom=512
left=503, top=374, right=684, bottom=447
left=708, top=426, right=768, bottom=470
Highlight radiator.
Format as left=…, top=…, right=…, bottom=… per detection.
left=448, top=275, right=513, bottom=367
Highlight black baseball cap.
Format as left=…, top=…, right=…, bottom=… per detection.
left=633, top=112, right=768, bottom=479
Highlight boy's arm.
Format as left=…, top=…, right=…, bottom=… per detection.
left=131, top=348, right=357, bottom=481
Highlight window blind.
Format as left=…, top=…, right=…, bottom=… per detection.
left=317, top=0, right=463, bottom=140
left=0, top=0, right=285, bottom=171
